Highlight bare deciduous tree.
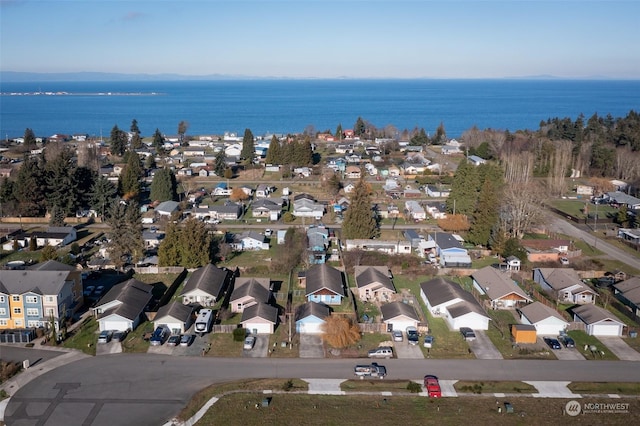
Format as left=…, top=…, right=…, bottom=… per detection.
left=502, top=182, right=546, bottom=239
left=321, top=315, right=361, bottom=349
left=502, top=151, right=535, bottom=184
left=547, top=140, right=573, bottom=196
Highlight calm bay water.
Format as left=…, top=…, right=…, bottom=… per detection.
left=1, top=79, right=639, bottom=139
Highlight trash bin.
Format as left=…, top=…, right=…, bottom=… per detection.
left=262, top=397, right=271, bottom=407
left=630, top=331, right=638, bottom=338
left=504, top=402, right=514, bottom=413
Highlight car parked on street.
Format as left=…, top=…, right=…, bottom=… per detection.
left=423, top=375, right=442, bottom=398
left=460, top=327, right=476, bottom=341
left=544, top=337, right=562, bottom=350
left=368, top=346, right=393, bottom=359
left=392, top=330, right=403, bottom=342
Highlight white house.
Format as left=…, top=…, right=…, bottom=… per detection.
left=93, top=279, right=154, bottom=332
left=573, top=304, right=625, bottom=336
left=231, top=231, right=268, bottom=251
left=533, top=268, right=597, bottom=305
left=405, top=200, right=426, bottom=221
left=153, top=301, right=194, bottom=335
left=380, top=302, right=420, bottom=332
left=295, top=301, right=330, bottom=334
left=518, top=302, right=569, bottom=335
left=241, top=303, right=278, bottom=334
left=344, top=239, right=412, bottom=255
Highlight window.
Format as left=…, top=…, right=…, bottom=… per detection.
left=45, top=308, right=55, bottom=316
left=0, top=296, right=5, bottom=303
left=28, top=320, right=42, bottom=328
left=46, top=296, right=54, bottom=303
left=25, top=296, right=38, bottom=304
left=12, top=296, right=20, bottom=302
left=0, top=319, right=7, bottom=326
left=13, top=307, right=22, bottom=314
left=27, top=308, right=39, bottom=316
left=14, top=319, right=23, bottom=326
left=0, top=308, right=5, bottom=316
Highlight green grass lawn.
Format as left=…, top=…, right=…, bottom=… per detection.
left=567, top=330, right=618, bottom=360
left=121, top=321, right=152, bottom=353
left=485, top=310, right=556, bottom=360
left=567, top=382, right=640, bottom=394
left=61, top=317, right=99, bottom=355
left=454, top=381, right=537, bottom=394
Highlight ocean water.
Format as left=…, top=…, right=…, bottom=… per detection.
left=0, top=79, right=639, bottom=139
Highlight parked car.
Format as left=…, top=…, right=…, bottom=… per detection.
left=392, top=330, right=403, bottom=342
left=94, top=285, right=106, bottom=297
left=97, top=330, right=113, bottom=344
left=423, top=335, right=434, bottom=349
left=544, top=337, right=562, bottom=350
left=243, top=335, right=256, bottom=350
left=83, top=286, right=95, bottom=297
left=180, top=334, right=194, bottom=347
left=559, top=335, right=575, bottom=348
left=368, top=346, right=393, bottom=359
left=460, top=327, right=476, bottom=341
left=560, top=257, right=570, bottom=265
left=423, top=375, right=442, bottom=398
left=150, top=327, right=169, bottom=346
left=113, top=329, right=129, bottom=342
left=406, top=326, right=419, bottom=345
left=167, top=335, right=181, bottom=346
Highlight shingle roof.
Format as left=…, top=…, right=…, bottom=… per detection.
left=27, top=260, right=75, bottom=271
left=305, top=264, right=344, bottom=297
left=535, top=268, right=583, bottom=291
left=181, top=264, right=231, bottom=299
left=380, top=301, right=419, bottom=321
left=241, top=303, right=278, bottom=323
left=230, top=278, right=270, bottom=304
left=472, top=266, right=531, bottom=302
left=354, top=266, right=394, bottom=292
left=573, top=304, right=624, bottom=325
left=96, top=278, right=153, bottom=322
left=295, top=301, right=330, bottom=322
left=155, top=301, right=193, bottom=323
left=447, top=300, right=488, bottom=319
left=612, top=277, right=640, bottom=305
left=0, top=270, right=72, bottom=295
left=519, top=301, right=567, bottom=324
left=430, top=233, right=462, bottom=250
left=420, top=277, right=488, bottom=319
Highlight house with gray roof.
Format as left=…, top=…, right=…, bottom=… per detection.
left=154, top=301, right=194, bottom=334
left=307, top=226, right=329, bottom=264
left=0, top=270, right=76, bottom=330
left=380, top=301, right=420, bottom=331
left=252, top=198, right=282, bottom=220
left=180, top=264, right=233, bottom=306
left=27, top=226, right=77, bottom=248
left=427, top=232, right=472, bottom=268
left=303, top=264, right=345, bottom=305
left=295, top=301, right=331, bottom=334
left=354, top=266, right=396, bottom=302
left=518, top=301, right=569, bottom=335
left=27, top=260, right=83, bottom=313
left=605, top=191, right=640, bottom=210
left=231, top=231, right=268, bottom=251
left=155, top=200, right=180, bottom=217
left=420, top=277, right=490, bottom=331
left=572, top=304, right=625, bottom=336
left=241, top=303, right=279, bottom=334
left=93, top=278, right=153, bottom=332
left=230, top=277, right=271, bottom=313
left=472, top=266, right=532, bottom=309
left=533, top=268, right=597, bottom=304
left=612, top=276, right=640, bottom=316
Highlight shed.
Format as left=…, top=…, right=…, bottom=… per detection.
left=511, top=324, right=537, bottom=344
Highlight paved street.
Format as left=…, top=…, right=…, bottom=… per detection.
left=4, top=353, right=640, bottom=426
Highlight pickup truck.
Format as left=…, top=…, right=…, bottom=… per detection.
left=354, top=363, right=387, bottom=379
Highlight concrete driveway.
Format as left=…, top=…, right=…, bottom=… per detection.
left=598, top=336, right=640, bottom=361
left=299, top=334, right=325, bottom=358
left=95, top=340, right=122, bottom=355
left=537, top=337, right=586, bottom=360
left=242, top=335, right=269, bottom=358
left=393, top=340, right=424, bottom=359
left=468, top=330, right=503, bottom=359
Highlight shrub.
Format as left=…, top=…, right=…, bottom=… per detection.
left=282, top=379, right=294, bottom=391
left=406, top=382, right=422, bottom=393
left=232, top=327, right=247, bottom=342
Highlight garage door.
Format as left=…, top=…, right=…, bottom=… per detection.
left=156, top=322, right=183, bottom=334
left=297, top=321, right=324, bottom=334
left=246, top=323, right=272, bottom=334
left=389, top=321, right=415, bottom=331
left=102, top=320, right=130, bottom=332
left=591, top=324, right=621, bottom=336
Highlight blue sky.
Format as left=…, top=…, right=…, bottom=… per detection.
left=1, top=0, right=639, bottom=79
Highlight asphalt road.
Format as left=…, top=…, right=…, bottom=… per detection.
left=5, top=354, right=640, bottom=426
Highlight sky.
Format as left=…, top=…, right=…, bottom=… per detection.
left=1, top=0, right=639, bottom=79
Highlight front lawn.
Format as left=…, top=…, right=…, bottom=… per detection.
left=61, top=317, right=99, bottom=355
left=567, top=330, right=618, bottom=360
left=121, top=321, right=152, bottom=353
left=567, top=382, right=640, bottom=394
left=454, top=381, right=537, bottom=394
left=485, top=310, right=555, bottom=360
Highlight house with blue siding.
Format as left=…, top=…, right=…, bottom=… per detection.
left=303, top=264, right=345, bottom=305
left=307, top=226, right=329, bottom=264
left=295, top=301, right=331, bottom=334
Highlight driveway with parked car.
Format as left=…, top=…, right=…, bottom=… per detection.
left=540, top=337, right=585, bottom=360
left=598, top=336, right=640, bottom=361
left=242, top=335, right=269, bottom=358
left=467, top=330, right=503, bottom=359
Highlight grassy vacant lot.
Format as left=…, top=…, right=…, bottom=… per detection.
left=550, top=199, right=618, bottom=219
left=61, top=317, right=98, bottom=355
left=567, top=330, right=618, bottom=361
left=194, top=393, right=640, bottom=425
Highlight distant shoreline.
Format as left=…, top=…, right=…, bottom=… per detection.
left=0, top=91, right=163, bottom=96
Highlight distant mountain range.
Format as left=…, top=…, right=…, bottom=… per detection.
left=0, top=71, right=624, bottom=82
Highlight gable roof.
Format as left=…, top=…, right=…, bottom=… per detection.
left=305, top=264, right=344, bottom=297
left=535, top=268, right=583, bottom=291
left=380, top=301, right=419, bottom=321
left=472, top=266, right=531, bottom=302
left=519, top=301, right=568, bottom=324
left=573, top=304, right=624, bottom=325
left=230, top=277, right=270, bottom=303
left=181, top=264, right=231, bottom=299
left=0, top=270, right=72, bottom=296
left=420, top=277, right=474, bottom=307
left=430, top=232, right=463, bottom=250
left=612, top=277, right=640, bottom=305
left=295, top=301, right=330, bottom=322
left=354, top=266, right=394, bottom=292
left=156, top=200, right=180, bottom=214
left=27, top=260, right=75, bottom=271
left=96, top=278, right=153, bottom=321
left=155, top=301, right=193, bottom=323
left=240, top=303, right=278, bottom=323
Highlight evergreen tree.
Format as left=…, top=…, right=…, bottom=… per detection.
left=45, top=148, right=77, bottom=219
left=354, top=117, right=366, bottom=137
left=13, top=156, right=47, bottom=216
left=446, top=159, right=479, bottom=215
left=144, top=154, right=156, bottom=169
left=106, top=199, right=144, bottom=268
left=299, top=138, right=313, bottom=166
left=158, top=222, right=181, bottom=266
left=158, top=219, right=212, bottom=267
left=40, top=245, right=58, bottom=262
left=0, top=178, right=16, bottom=216
left=109, top=125, right=127, bottom=156
left=467, top=174, right=503, bottom=247
left=178, top=121, right=188, bottom=146
left=131, top=133, right=143, bottom=149
left=130, top=119, right=140, bottom=135
left=265, top=135, right=281, bottom=165
left=23, top=128, right=37, bottom=147
left=90, top=175, right=117, bottom=221
left=432, top=122, right=447, bottom=145
left=341, top=178, right=379, bottom=239
left=152, top=128, right=165, bottom=153
left=410, top=128, right=429, bottom=145
left=335, top=123, right=343, bottom=140
left=119, top=151, right=142, bottom=199
left=150, top=168, right=178, bottom=202
left=241, top=128, right=255, bottom=163
left=213, top=149, right=226, bottom=176
left=48, top=205, right=66, bottom=227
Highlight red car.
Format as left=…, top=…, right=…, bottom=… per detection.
left=423, top=375, right=442, bottom=398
